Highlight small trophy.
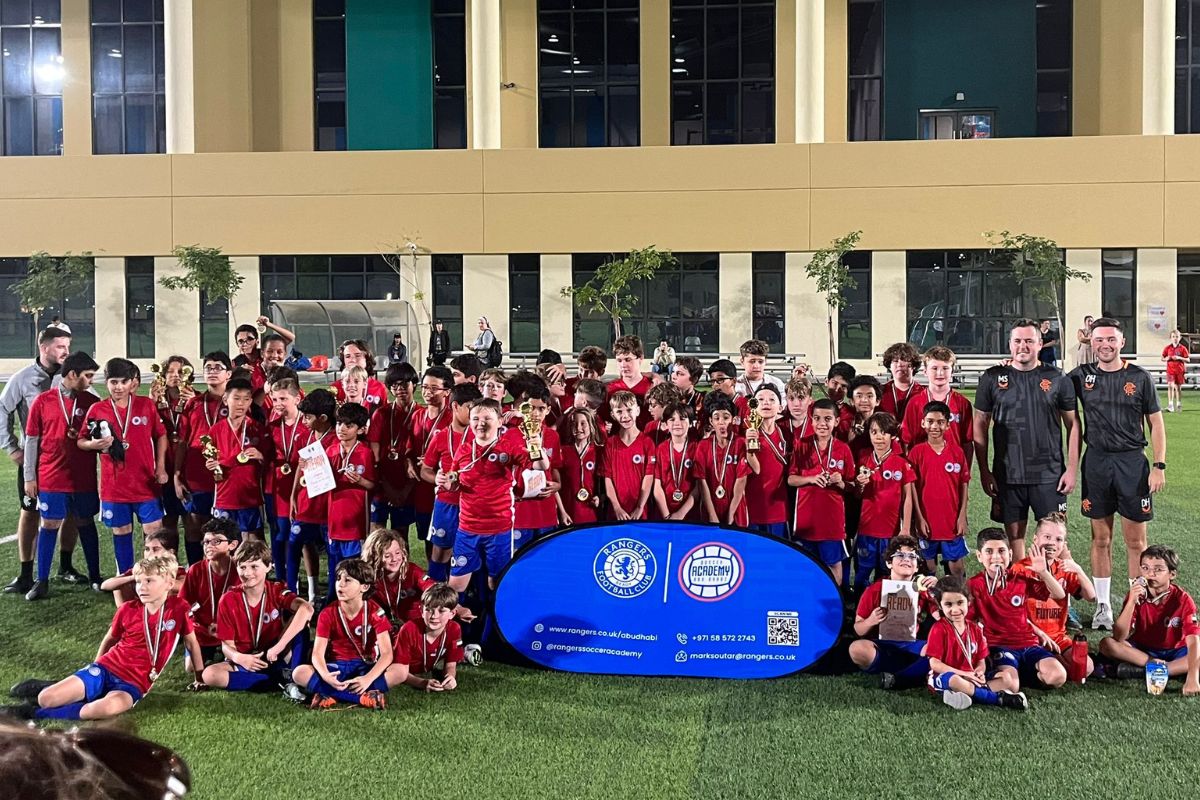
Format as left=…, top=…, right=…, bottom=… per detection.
left=745, top=398, right=763, bottom=452
left=176, top=365, right=194, bottom=413
left=199, top=434, right=223, bottom=480
left=150, top=363, right=167, bottom=407
left=518, top=400, right=543, bottom=460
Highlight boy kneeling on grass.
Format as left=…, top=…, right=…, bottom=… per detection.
left=201, top=540, right=313, bottom=699
left=1099, top=545, right=1200, bottom=695
left=4, top=555, right=203, bottom=721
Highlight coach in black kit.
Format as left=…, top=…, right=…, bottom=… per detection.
left=973, top=318, right=1080, bottom=563
left=1068, top=317, right=1166, bottom=632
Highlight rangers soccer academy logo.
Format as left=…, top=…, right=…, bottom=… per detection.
left=593, top=538, right=656, bottom=599
left=678, top=542, right=744, bottom=602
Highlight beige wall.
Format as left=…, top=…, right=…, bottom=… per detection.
left=61, top=0, right=91, bottom=156
left=154, top=256, right=201, bottom=362
left=540, top=254, right=574, bottom=354
left=500, top=0, right=538, bottom=148
left=640, top=0, right=670, bottom=147
left=870, top=251, right=906, bottom=361
left=1073, top=0, right=1144, bottom=136
left=823, top=0, right=847, bottom=143
left=192, top=0, right=254, bottom=153
left=718, top=253, right=753, bottom=354
left=94, top=258, right=126, bottom=363
left=776, top=0, right=797, bottom=143
left=1064, top=249, right=1103, bottom=365
left=463, top=254, right=510, bottom=350
left=1138, top=248, right=1178, bottom=344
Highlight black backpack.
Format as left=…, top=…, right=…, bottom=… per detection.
left=486, top=336, right=504, bottom=367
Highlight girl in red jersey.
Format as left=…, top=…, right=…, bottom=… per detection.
left=560, top=407, right=604, bottom=526
left=1162, top=329, right=1190, bottom=412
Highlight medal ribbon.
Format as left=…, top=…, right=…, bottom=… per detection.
left=457, top=437, right=500, bottom=477
left=209, top=563, right=232, bottom=621
left=143, top=604, right=166, bottom=680
left=669, top=441, right=689, bottom=495
left=57, top=388, right=76, bottom=432
left=711, top=436, right=732, bottom=495
left=242, top=589, right=266, bottom=652
left=423, top=629, right=448, bottom=675
left=109, top=397, right=135, bottom=441
left=280, top=417, right=299, bottom=465
left=338, top=605, right=371, bottom=662
left=339, top=441, right=360, bottom=473
left=389, top=401, right=414, bottom=452
left=950, top=622, right=975, bottom=668
left=575, top=442, right=592, bottom=494
left=985, top=567, right=1007, bottom=596
left=761, top=425, right=787, bottom=466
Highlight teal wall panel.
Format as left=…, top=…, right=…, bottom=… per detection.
left=346, top=0, right=434, bottom=150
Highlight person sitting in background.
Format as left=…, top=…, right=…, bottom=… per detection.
left=651, top=340, right=676, bottom=376
left=387, top=333, right=408, bottom=367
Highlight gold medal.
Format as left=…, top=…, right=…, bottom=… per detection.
left=715, top=486, right=726, bottom=500
left=388, top=450, right=400, bottom=461
left=66, top=427, right=78, bottom=440
left=672, top=490, right=685, bottom=503
left=280, top=463, right=292, bottom=476
left=236, top=452, right=250, bottom=464
left=577, top=488, right=589, bottom=502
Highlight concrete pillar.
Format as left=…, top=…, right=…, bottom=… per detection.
left=500, top=0, right=537, bottom=148
left=1143, top=0, right=1176, bottom=135
left=870, top=251, right=907, bottom=363
left=719, top=253, right=753, bottom=354
left=471, top=0, right=502, bottom=149
left=60, top=0, right=91, bottom=156
left=164, top=0, right=195, bottom=153
left=227, top=256, right=261, bottom=349
left=640, top=0, right=670, bottom=146
left=278, top=0, right=315, bottom=151
left=1064, top=249, right=1103, bottom=359
left=1137, top=248, right=1178, bottom=349
left=154, top=256, right=200, bottom=361
left=795, top=0, right=824, bottom=142
left=463, top=254, right=509, bottom=347
left=540, top=254, right=574, bottom=355
left=775, top=0, right=796, bottom=143
left=784, top=251, right=829, bottom=370
left=94, top=258, right=126, bottom=359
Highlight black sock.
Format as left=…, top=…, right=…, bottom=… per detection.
left=19, top=560, right=33, bottom=582
left=59, top=548, right=74, bottom=572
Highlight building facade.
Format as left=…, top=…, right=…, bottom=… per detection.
left=0, top=0, right=1194, bottom=374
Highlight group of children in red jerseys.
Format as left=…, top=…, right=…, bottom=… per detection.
left=4, top=332, right=1197, bottom=720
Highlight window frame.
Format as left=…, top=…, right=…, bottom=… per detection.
left=432, top=0, right=467, bottom=149
left=431, top=254, right=465, bottom=350
left=1101, top=248, right=1138, bottom=352
left=90, top=0, right=165, bottom=155
left=847, top=0, right=884, bottom=142
left=839, top=251, right=871, bottom=360
left=313, top=0, right=347, bottom=151
left=0, top=2, right=63, bottom=155
left=751, top=251, right=785, bottom=349
left=125, top=255, right=155, bottom=358
left=508, top=254, right=541, bottom=354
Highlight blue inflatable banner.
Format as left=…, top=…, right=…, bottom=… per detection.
left=493, top=522, right=843, bottom=679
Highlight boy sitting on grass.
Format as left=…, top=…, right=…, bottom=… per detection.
left=389, top=583, right=466, bottom=693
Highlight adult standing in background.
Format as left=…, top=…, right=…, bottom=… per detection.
left=428, top=320, right=450, bottom=366
left=387, top=333, right=408, bottom=366
left=470, top=317, right=496, bottom=365
left=1069, top=317, right=1166, bottom=631
left=1038, top=319, right=1060, bottom=367
left=0, top=327, right=73, bottom=595
left=651, top=340, right=676, bottom=375
left=1074, top=315, right=1095, bottom=368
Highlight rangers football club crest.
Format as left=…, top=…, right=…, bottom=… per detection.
left=1039, top=379, right=1052, bottom=392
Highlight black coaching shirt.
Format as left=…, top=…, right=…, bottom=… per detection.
left=1068, top=361, right=1160, bottom=453
left=975, top=364, right=1076, bottom=485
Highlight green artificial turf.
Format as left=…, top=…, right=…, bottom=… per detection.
left=2, top=388, right=1200, bottom=799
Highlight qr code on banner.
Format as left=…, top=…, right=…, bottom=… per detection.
left=767, top=611, right=799, bottom=647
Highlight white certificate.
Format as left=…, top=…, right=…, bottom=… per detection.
left=878, top=579, right=919, bottom=642
left=521, top=468, right=547, bottom=499
left=298, top=441, right=337, bottom=498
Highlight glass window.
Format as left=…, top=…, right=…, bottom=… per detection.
left=1, top=1, right=62, bottom=155
left=433, top=0, right=466, bottom=149
left=539, top=0, right=639, bottom=147
left=839, top=251, right=871, bottom=359
left=125, top=256, right=154, bottom=358
left=1036, top=0, right=1071, bottom=137
left=260, top=255, right=399, bottom=314
left=90, top=0, right=164, bottom=154
left=314, top=0, right=346, bottom=150
left=752, top=251, right=784, bottom=348
left=509, top=254, right=540, bottom=354
left=199, top=291, right=227, bottom=358
left=0, top=256, right=95, bottom=357
left=1101, top=249, right=1137, bottom=351
left=905, top=249, right=1063, bottom=354
left=570, top=252, right=719, bottom=352
left=431, top=254, right=463, bottom=348
left=1179, top=0, right=1200, bottom=133
left=672, top=0, right=774, bottom=146
left=847, top=0, right=882, bottom=141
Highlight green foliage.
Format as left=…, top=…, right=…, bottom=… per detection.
left=984, top=230, right=1091, bottom=331
left=159, top=245, right=243, bottom=303
left=9, top=251, right=94, bottom=315
left=804, top=231, right=863, bottom=364
left=561, top=246, right=678, bottom=339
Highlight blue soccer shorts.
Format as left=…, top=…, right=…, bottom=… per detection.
left=990, top=645, right=1057, bottom=686
left=212, top=506, right=262, bottom=534
left=428, top=499, right=460, bottom=549
left=73, top=663, right=143, bottom=704
left=38, top=491, right=99, bottom=522
left=452, top=529, right=514, bottom=577
left=918, top=535, right=969, bottom=563
left=799, top=539, right=849, bottom=567
left=184, top=490, right=215, bottom=517
left=100, top=499, right=163, bottom=529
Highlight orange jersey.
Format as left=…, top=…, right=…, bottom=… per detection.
left=1012, top=557, right=1082, bottom=648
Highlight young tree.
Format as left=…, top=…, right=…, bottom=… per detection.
left=804, top=230, right=863, bottom=366
left=561, top=246, right=678, bottom=342
left=9, top=251, right=94, bottom=319
left=159, top=245, right=243, bottom=323
left=984, top=230, right=1091, bottom=339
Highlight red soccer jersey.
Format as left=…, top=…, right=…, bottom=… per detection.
left=654, top=438, right=698, bottom=517
left=408, top=405, right=452, bottom=514
left=514, top=427, right=562, bottom=530
left=269, top=416, right=308, bottom=519
left=602, top=431, right=656, bottom=519
left=745, top=425, right=790, bottom=525
left=325, top=440, right=376, bottom=541
left=856, top=578, right=940, bottom=637
left=967, top=570, right=1040, bottom=649
left=373, top=563, right=435, bottom=625
left=332, top=378, right=388, bottom=416
left=1164, top=344, right=1190, bottom=379
left=83, top=395, right=166, bottom=504
left=209, top=415, right=272, bottom=511
left=177, top=393, right=228, bottom=493
left=422, top=425, right=471, bottom=507
left=179, top=559, right=240, bottom=647
left=908, top=441, right=969, bottom=542
left=693, top=434, right=750, bottom=526
left=367, top=401, right=418, bottom=499
left=96, top=597, right=195, bottom=695
left=605, top=375, right=653, bottom=428
left=856, top=449, right=915, bottom=538
left=292, top=427, right=336, bottom=524
left=560, top=440, right=603, bottom=525
left=791, top=437, right=855, bottom=541
left=393, top=619, right=465, bottom=673
left=879, top=382, right=923, bottom=424
left=27, top=388, right=99, bottom=493
left=454, top=435, right=532, bottom=535
left=1012, top=557, right=1082, bottom=649
left=926, top=618, right=988, bottom=673
left=641, top=421, right=672, bottom=452
left=215, top=581, right=298, bottom=654
left=780, top=412, right=814, bottom=450
left=1124, top=584, right=1200, bottom=651
left=316, top=599, right=391, bottom=663
left=900, top=388, right=973, bottom=465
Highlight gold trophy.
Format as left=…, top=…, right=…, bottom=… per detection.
left=149, top=363, right=167, bottom=407
left=175, top=364, right=194, bottom=413
left=745, top=398, right=763, bottom=452
left=518, top=400, right=543, bottom=460
left=199, top=434, right=223, bottom=480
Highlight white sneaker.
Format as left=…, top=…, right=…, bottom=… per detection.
left=463, top=644, right=483, bottom=667
left=1091, top=602, right=1114, bottom=631
left=281, top=682, right=306, bottom=703
left=942, top=690, right=973, bottom=711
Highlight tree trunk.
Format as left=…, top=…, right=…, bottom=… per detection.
left=827, top=309, right=836, bottom=368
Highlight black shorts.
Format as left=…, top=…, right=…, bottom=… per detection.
left=16, top=468, right=35, bottom=513
left=990, top=482, right=1067, bottom=528
left=1080, top=449, right=1152, bottom=523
